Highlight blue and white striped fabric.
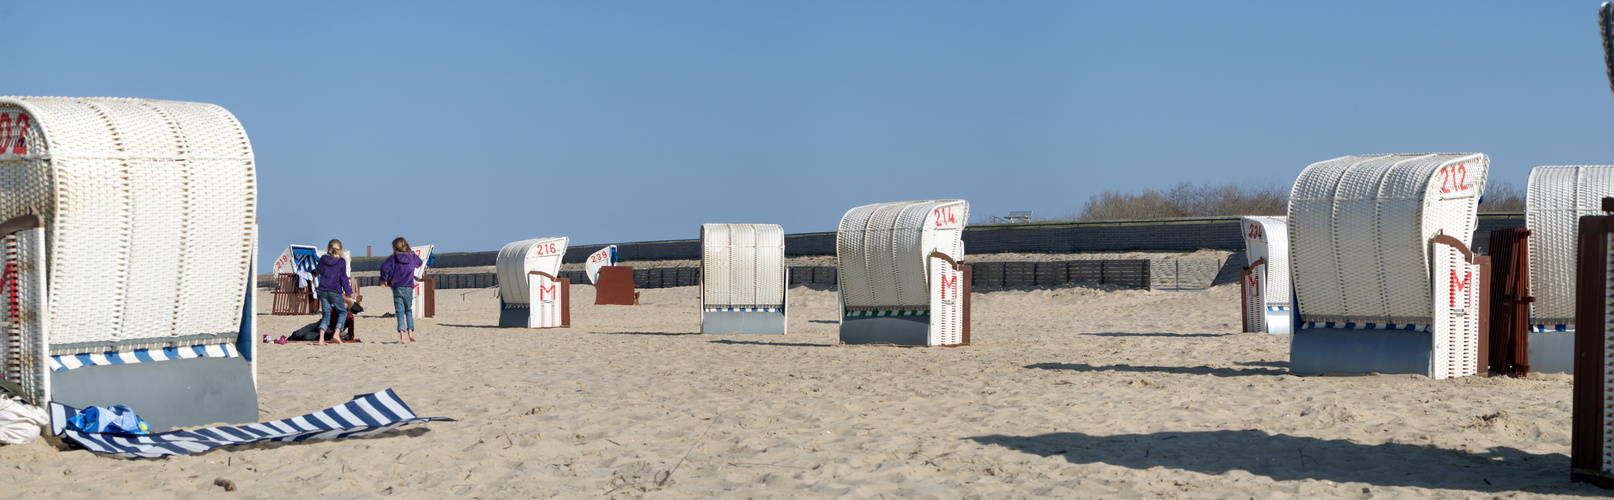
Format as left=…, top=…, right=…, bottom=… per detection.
left=49, top=344, right=239, bottom=373
left=1301, top=321, right=1431, bottom=332
left=292, top=247, right=320, bottom=289
left=1266, top=306, right=1290, bottom=312
left=1529, top=324, right=1570, bottom=332
left=705, top=307, right=780, bottom=313
left=845, top=310, right=928, bottom=317
left=49, top=389, right=453, bottom=459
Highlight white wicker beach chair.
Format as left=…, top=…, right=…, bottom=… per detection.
left=585, top=245, right=617, bottom=285
left=701, top=224, right=787, bottom=335
left=0, top=97, right=259, bottom=430
left=1523, top=166, right=1614, bottom=373
left=837, top=200, right=970, bottom=346
left=1240, top=216, right=1293, bottom=334
left=268, top=244, right=321, bottom=315
left=272, top=244, right=320, bottom=289
left=408, top=245, right=434, bottom=319
left=1288, top=153, right=1489, bottom=379
left=496, top=237, right=569, bottom=328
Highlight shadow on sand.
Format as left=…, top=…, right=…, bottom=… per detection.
left=707, top=339, right=831, bottom=348
left=1025, top=362, right=1288, bottom=377
left=966, top=430, right=1575, bottom=494
left=1082, top=332, right=1235, bottom=338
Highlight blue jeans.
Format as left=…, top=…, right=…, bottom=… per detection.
left=392, top=286, right=415, bottom=331
left=317, top=290, right=348, bottom=335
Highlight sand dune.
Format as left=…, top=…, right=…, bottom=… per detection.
left=0, top=283, right=1599, bottom=498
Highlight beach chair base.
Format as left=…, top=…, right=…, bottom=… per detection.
left=701, top=310, right=786, bottom=335
left=1528, top=330, right=1574, bottom=374
left=1263, top=309, right=1295, bottom=334
left=50, top=357, right=259, bottom=432
left=1290, top=328, right=1434, bottom=376
left=839, top=315, right=931, bottom=346
left=498, top=307, right=528, bottom=328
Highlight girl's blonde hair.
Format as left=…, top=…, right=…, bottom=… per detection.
left=327, top=239, right=343, bottom=256
left=392, top=237, right=411, bottom=255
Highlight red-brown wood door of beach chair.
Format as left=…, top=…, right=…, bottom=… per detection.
left=1571, top=206, right=1614, bottom=488
left=1486, top=228, right=1531, bottom=376
left=423, top=278, right=435, bottom=318
left=595, top=267, right=636, bottom=306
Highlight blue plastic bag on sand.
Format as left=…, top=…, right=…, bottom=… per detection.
left=64, top=405, right=150, bottom=435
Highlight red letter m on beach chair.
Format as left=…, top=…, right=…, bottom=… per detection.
left=938, top=274, right=958, bottom=300
left=1449, top=270, right=1472, bottom=308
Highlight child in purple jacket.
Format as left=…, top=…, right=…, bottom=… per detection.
left=314, top=239, right=354, bottom=345
left=379, top=237, right=424, bottom=344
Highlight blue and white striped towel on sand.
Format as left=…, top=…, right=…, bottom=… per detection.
left=49, top=389, right=453, bottom=459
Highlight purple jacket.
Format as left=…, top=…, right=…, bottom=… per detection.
left=379, top=252, right=423, bottom=288
left=315, top=254, right=352, bottom=295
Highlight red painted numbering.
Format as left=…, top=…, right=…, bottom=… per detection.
left=533, top=242, right=559, bottom=255
left=0, top=113, right=28, bottom=156
left=1438, top=164, right=1470, bottom=195
left=933, top=207, right=957, bottom=227
left=1247, top=223, right=1263, bottom=240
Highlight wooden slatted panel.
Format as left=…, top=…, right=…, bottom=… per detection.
left=1487, top=228, right=1531, bottom=375
left=972, top=262, right=1004, bottom=290
left=1572, top=210, right=1614, bottom=487
left=1034, top=261, right=1067, bottom=286
left=1001, top=262, right=1036, bottom=287
left=270, top=273, right=316, bottom=315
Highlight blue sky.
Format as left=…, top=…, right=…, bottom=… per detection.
left=6, top=2, right=1613, bottom=264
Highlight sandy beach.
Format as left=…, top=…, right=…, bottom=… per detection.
left=0, top=282, right=1600, bottom=498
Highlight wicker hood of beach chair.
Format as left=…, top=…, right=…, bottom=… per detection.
left=496, top=237, right=569, bottom=329
left=1521, top=166, right=1614, bottom=373
left=836, top=200, right=970, bottom=346
left=1287, top=153, right=1489, bottom=379
left=0, top=96, right=259, bottom=430
left=584, top=245, right=616, bottom=285
left=700, top=224, right=788, bottom=335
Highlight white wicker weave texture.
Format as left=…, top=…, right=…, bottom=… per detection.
left=700, top=224, right=785, bottom=309
left=1242, top=216, right=1291, bottom=309
left=836, top=200, right=968, bottom=310
left=495, top=237, right=568, bottom=306
left=1527, top=166, right=1614, bottom=327
left=0, top=97, right=256, bottom=349
left=1287, top=153, right=1487, bottom=325
left=1, top=228, right=48, bottom=403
